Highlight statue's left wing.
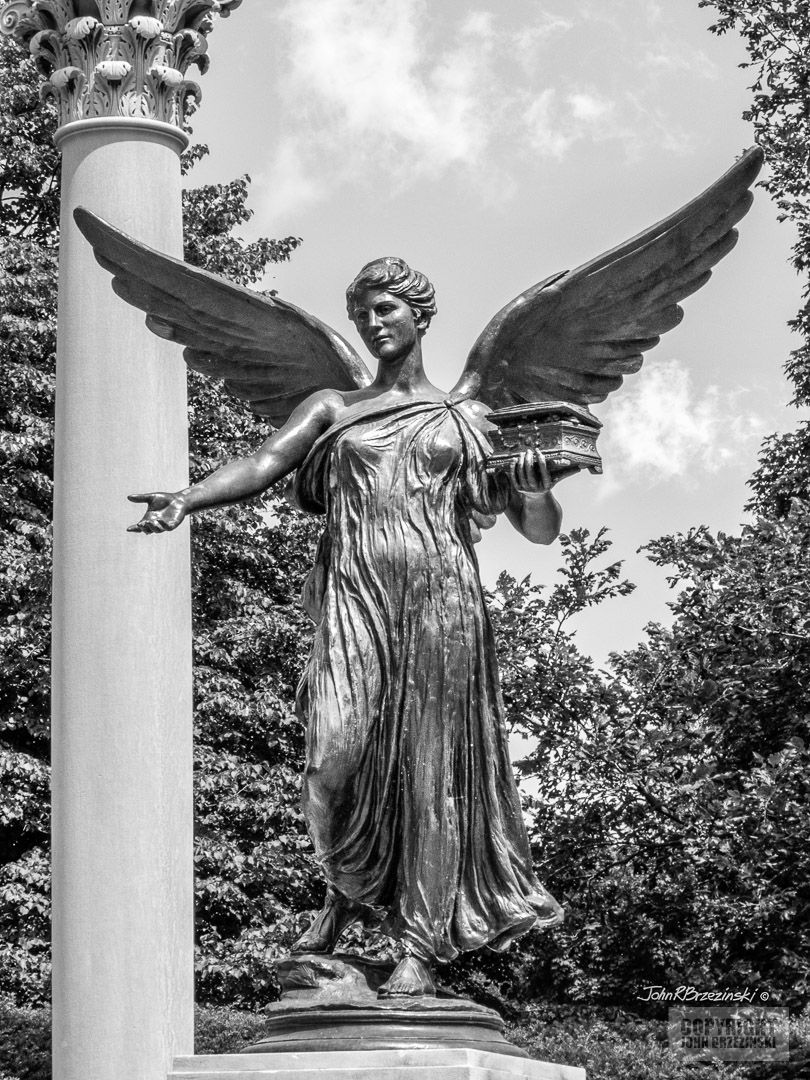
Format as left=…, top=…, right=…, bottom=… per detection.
left=74, top=208, right=373, bottom=428
left=451, top=146, right=764, bottom=409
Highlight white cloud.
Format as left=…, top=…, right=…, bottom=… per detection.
left=523, top=89, right=576, bottom=159
left=640, top=48, right=720, bottom=79
left=462, top=10, right=496, bottom=38
left=523, top=87, right=626, bottom=160
left=569, top=92, right=613, bottom=122
left=512, top=10, right=574, bottom=71
left=256, top=1, right=715, bottom=220
left=256, top=0, right=528, bottom=222
left=598, top=358, right=761, bottom=492
left=275, top=0, right=497, bottom=172
left=257, top=138, right=325, bottom=221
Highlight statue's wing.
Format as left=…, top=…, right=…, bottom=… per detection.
left=452, top=146, right=764, bottom=409
left=74, top=208, right=373, bottom=428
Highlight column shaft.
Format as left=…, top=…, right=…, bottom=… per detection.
left=51, top=118, right=194, bottom=1080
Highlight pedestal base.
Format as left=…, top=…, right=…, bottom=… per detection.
left=174, top=955, right=585, bottom=1077
left=240, top=954, right=522, bottom=1056
left=169, top=1048, right=586, bottom=1079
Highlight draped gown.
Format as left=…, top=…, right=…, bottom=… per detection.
left=293, top=399, right=562, bottom=963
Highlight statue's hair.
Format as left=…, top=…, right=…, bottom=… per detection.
left=346, top=257, right=437, bottom=329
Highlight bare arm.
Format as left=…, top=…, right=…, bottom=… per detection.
left=128, top=390, right=340, bottom=533
left=503, top=450, right=563, bottom=545
left=460, top=399, right=562, bottom=546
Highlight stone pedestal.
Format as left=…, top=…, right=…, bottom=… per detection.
left=169, top=1049, right=585, bottom=1079
left=242, top=954, right=527, bottom=1057
left=176, top=956, right=585, bottom=1078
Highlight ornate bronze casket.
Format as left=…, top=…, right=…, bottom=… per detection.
left=485, top=401, right=602, bottom=478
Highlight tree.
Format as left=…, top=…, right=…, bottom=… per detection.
left=541, top=516, right=810, bottom=1006
left=0, top=31, right=59, bottom=1005
left=698, top=1, right=810, bottom=516
left=466, top=521, right=809, bottom=1010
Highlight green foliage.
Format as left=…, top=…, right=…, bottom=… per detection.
left=190, top=497, right=321, bottom=1006
left=591, top=514, right=810, bottom=1004
left=181, top=145, right=299, bottom=285
left=495, top=523, right=810, bottom=1006
left=507, top=1007, right=743, bottom=1080
left=0, top=33, right=57, bottom=1006
left=749, top=423, right=810, bottom=518
left=0, top=1002, right=49, bottom=1080
left=493, top=527, right=633, bottom=765
left=508, top=1005, right=810, bottom=1080
left=0, top=35, right=60, bottom=244
left=458, top=515, right=810, bottom=1007
left=195, top=1005, right=267, bottom=1054
left=0, top=1003, right=268, bottom=1079
left=699, top=2, right=810, bottom=512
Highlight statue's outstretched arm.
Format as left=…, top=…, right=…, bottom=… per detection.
left=128, top=390, right=338, bottom=534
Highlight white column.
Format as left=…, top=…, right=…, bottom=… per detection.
left=51, top=116, right=194, bottom=1080
left=0, top=4, right=243, bottom=1076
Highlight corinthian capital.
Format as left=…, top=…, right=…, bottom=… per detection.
left=0, top=0, right=242, bottom=128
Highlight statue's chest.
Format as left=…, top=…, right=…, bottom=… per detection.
left=332, top=415, right=463, bottom=483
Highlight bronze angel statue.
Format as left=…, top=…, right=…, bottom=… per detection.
left=76, top=146, right=763, bottom=998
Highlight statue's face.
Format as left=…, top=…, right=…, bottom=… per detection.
left=352, top=288, right=420, bottom=362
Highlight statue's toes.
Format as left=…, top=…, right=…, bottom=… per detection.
left=290, top=924, right=332, bottom=954
left=377, top=956, right=435, bottom=998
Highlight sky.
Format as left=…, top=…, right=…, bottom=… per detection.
left=188, top=0, right=802, bottom=666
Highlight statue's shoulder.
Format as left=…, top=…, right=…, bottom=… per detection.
left=310, top=387, right=347, bottom=407
left=453, top=397, right=493, bottom=432
left=296, top=387, right=349, bottom=427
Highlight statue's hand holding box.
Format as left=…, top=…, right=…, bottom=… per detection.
left=485, top=401, right=602, bottom=482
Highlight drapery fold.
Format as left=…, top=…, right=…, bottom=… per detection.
left=293, top=401, right=562, bottom=961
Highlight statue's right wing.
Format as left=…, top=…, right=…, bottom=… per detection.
left=74, top=208, right=373, bottom=428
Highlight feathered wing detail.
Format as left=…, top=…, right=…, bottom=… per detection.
left=74, top=209, right=373, bottom=428
left=452, top=146, right=764, bottom=409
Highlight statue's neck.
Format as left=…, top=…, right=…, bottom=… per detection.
left=371, top=342, right=435, bottom=394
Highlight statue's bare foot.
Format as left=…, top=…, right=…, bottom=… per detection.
left=377, top=955, right=435, bottom=998
left=291, top=894, right=361, bottom=954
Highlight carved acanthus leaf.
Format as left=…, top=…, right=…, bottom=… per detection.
left=0, top=0, right=240, bottom=127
